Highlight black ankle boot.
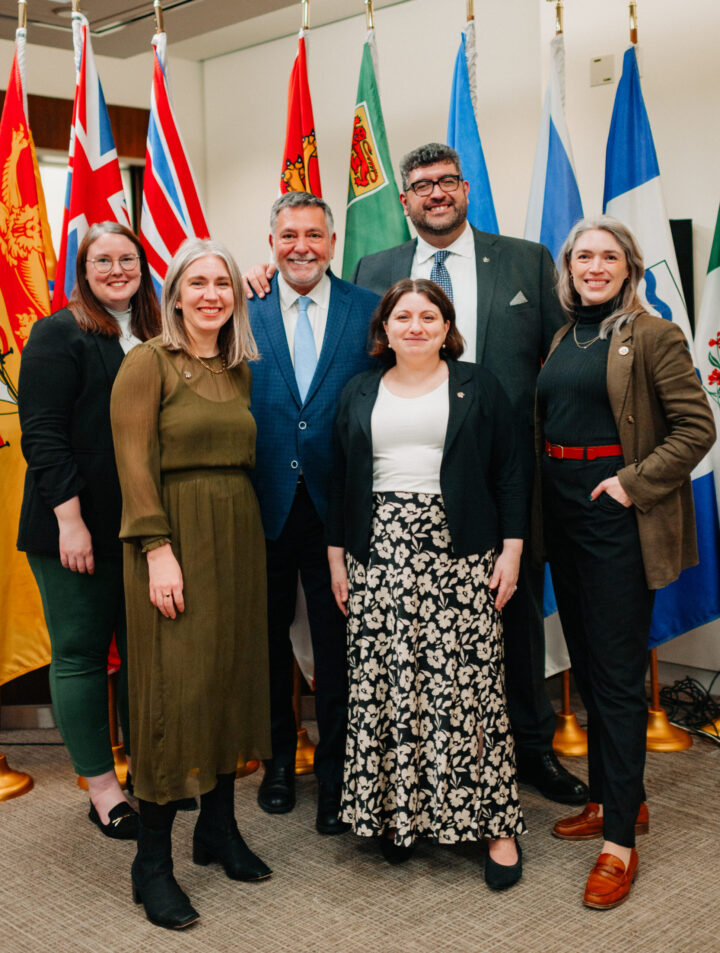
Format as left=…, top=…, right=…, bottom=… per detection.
left=193, top=773, right=272, bottom=882
left=132, top=800, right=199, bottom=930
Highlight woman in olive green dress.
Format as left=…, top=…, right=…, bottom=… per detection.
left=111, top=239, right=271, bottom=931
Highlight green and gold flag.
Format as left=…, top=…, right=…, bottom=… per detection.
left=342, top=29, right=408, bottom=280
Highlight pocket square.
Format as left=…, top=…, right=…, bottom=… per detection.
left=509, top=291, right=529, bottom=306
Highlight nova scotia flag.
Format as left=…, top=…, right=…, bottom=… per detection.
left=447, top=23, right=498, bottom=234
left=604, top=46, right=720, bottom=647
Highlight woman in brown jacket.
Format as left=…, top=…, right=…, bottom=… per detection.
left=536, top=216, right=715, bottom=911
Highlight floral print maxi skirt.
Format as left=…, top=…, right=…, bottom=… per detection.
left=340, top=492, right=526, bottom=847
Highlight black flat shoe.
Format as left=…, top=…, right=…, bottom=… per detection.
left=88, top=801, right=139, bottom=840
left=517, top=751, right=589, bottom=805
left=484, top=839, right=522, bottom=891
left=380, top=836, right=416, bottom=865
left=257, top=764, right=295, bottom=814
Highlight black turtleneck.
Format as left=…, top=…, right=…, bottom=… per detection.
left=537, top=298, right=620, bottom=447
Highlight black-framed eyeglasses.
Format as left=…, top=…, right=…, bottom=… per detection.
left=87, top=255, right=140, bottom=274
left=406, top=174, right=462, bottom=197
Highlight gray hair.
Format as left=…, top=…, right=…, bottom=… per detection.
left=399, top=143, right=463, bottom=190
left=161, top=238, right=258, bottom=367
left=269, top=192, right=334, bottom=234
left=557, top=215, right=647, bottom=338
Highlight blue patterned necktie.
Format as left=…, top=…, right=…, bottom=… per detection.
left=294, top=295, right=317, bottom=402
left=430, top=249, right=454, bottom=302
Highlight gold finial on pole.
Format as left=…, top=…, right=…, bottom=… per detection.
left=301, top=0, right=309, bottom=31
left=154, top=0, right=165, bottom=34
left=545, top=0, right=563, bottom=35
left=466, top=0, right=474, bottom=21
left=17, top=0, right=27, bottom=30
left=365, top=0, right=374, bottom=31
left=629, top=1, right=638, bottom=44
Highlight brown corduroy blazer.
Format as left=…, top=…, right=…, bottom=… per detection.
left=539, top=312, right=716, bottom=590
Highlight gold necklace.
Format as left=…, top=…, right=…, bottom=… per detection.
left=572, top=323, right=601, bottom=350
left=191, top=352, right=227, bottom=374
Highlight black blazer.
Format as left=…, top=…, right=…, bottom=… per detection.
left=326, top=360, right=527, bottom=565
left=17, top=309, right=125, bottom=557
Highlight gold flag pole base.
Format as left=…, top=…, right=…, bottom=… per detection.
left=0, top=753, right=34, bottom=801
left=646, top=707, right=693, bottom=752
left=699, top=717, right=720, bottom=739
left=552, top=712, right=588, bottom=757
left=295, top=727, right=315, bottom=775
left=77, top=744, right=129, bottom=791
left=236, top=758, right=260, bottom=779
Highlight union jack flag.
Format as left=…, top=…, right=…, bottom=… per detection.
left=52, top=13, right=129, bottom=310
left=141, top=31, right=209, bottom=295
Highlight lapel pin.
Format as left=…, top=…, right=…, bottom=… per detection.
left=483, top=256, right=490, bottom=263
left=457, top=391, right=465, bottom=398
left=619, top=346, right=629, bottom=355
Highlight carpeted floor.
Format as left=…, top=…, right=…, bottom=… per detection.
left=1, top=722, right=718, bottom=953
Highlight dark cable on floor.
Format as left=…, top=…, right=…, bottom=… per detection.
left=659, top=673, right=720, bottom=742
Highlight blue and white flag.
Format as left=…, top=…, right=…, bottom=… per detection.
left=525, top=33, right=583, bottom=261
left=604, top=46, right=720, bottom=647
left=447, top=22, right=498, bottom=234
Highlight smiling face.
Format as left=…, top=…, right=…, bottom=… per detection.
left=84, top=233, right=142, bottom=311
left=270, top=205, right=336, bottom=294
left=176, top=255, right=234, bottom=353
left=384, top=291, right=450, bottom=366
left=569, top=229, right=630, bottom=307
left=400, top=160, right=469, bottom=245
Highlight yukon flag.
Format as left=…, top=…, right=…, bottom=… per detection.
left=604, top=46, right=720, bottom=646
left=141, top=31, right=210, bottom=295
left=52, top=12, right=129, bottom=310
left=447, top=21, right=498, bottom=234
left=0, top=25, right=55, bottom=684
left=342, top=27, right=409, bottom=280
left=280, top=30, right=321, bottom=195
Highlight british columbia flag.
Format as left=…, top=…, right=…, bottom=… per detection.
left=141, top=31, right=209, bottom=295
left=52, top=13, right=129, bottom=310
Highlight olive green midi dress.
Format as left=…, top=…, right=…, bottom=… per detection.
left=111, top=340, right=271, bottom=805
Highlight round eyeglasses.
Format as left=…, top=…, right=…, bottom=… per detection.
left=87, top=255, right=140, bottom=274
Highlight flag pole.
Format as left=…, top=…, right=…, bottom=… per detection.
left=646, top=649, right=693, bottom=751
left=301, top=0, right=309, bottom=31
left=153, top=0, right=164, bottom=34
left=72, top=0, right=81, bottom=13
left=466, top=0, right=474, bottom=21
left=544, top=0, right=563, bottom=35
left=629, top=1, right=638, bottom=44
left=17, top=0, right=26, bottom=30
left=365, top=0, right=374, bottom=31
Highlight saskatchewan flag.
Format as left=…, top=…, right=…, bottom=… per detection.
left=342, top=29, right=409, bottom=280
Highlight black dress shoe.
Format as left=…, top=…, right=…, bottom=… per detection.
left=517, top=751, right=589, bottom=805
left=315, top=783, right=350, bottom=835
left=484, top=839, right=522, bottom=891
left=88, top=801, right=139, bottom=840
left=380, top=836, right=415, bottom=865
left=257, top=764, right=296, bottom=814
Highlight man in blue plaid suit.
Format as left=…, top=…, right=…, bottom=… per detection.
left=247, top=192, right=379, bottom=835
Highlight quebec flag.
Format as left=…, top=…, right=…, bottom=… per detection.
left=604, top=46, right=720, bottom=647
left=447, top=22, right=498, bottom=234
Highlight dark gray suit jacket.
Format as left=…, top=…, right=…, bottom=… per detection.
left=353, top=226, right=564, bottom=486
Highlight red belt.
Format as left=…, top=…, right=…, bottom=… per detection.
left=545, top=441, right=623, bottom=461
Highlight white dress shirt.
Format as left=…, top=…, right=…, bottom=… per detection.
left=106, top=307, right=142, bottom=354
left=411, top=222, right=477, bottom=358
left=278, top=272, right=330, bottom=365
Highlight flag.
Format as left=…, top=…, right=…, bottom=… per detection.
left=280, top=31, right=321, bottom=195
left=0, top=26, right=55, bottom=685
left=604, top=46, right=720, bottom=647
left=446, top=22, right=498, bottom=234
left=140, top=31, right=210, bottom=296
left=695, top=207, right=720, bottom=537
left=525, top=33, right=583, bottom=261
left=52, top=12, right=129, bottom=310
left=341, top=29, right=409, bottom=281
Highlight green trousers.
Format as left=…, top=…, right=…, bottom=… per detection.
left=27, top=553, right=130, bottom=777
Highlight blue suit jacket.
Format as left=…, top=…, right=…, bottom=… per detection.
left=248, top=272, right=379, bottom=540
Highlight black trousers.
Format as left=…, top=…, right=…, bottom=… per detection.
left=543, top=456, right=654, bottom=848
left=502, top=552, right=557, bottom=756
left=264, top=480, right=347, bottom=786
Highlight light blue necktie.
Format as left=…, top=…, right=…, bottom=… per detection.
left=430, top=249, right=454, bottom=302
left=294, top=295, right=317, bottom=402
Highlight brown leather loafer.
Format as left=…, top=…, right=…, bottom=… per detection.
left=583, top=849, right=638, bottom=909
left=552, top=802, right=649, bottom=840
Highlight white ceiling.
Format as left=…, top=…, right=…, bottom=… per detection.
left=0, top=1, right=407, bottom=60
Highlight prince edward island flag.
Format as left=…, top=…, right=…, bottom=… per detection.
left=342, top=29, right=408, bottom=280
left=604, top=46, right=720, bottom=647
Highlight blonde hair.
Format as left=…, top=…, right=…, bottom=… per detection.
left=557, top=215, right=648, bottom=339
left=161, top=238, right=258, bottom=367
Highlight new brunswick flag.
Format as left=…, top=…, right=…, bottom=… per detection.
left=280, top=30, right=321, bottom=195
left=342, top=28, right=409, bottom=280
left=0, top=28, right=55, bottom=685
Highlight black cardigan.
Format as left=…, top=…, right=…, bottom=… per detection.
left=17, top=309, right=126, bottom=557
left=326, top=359, right=527, bottom=564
